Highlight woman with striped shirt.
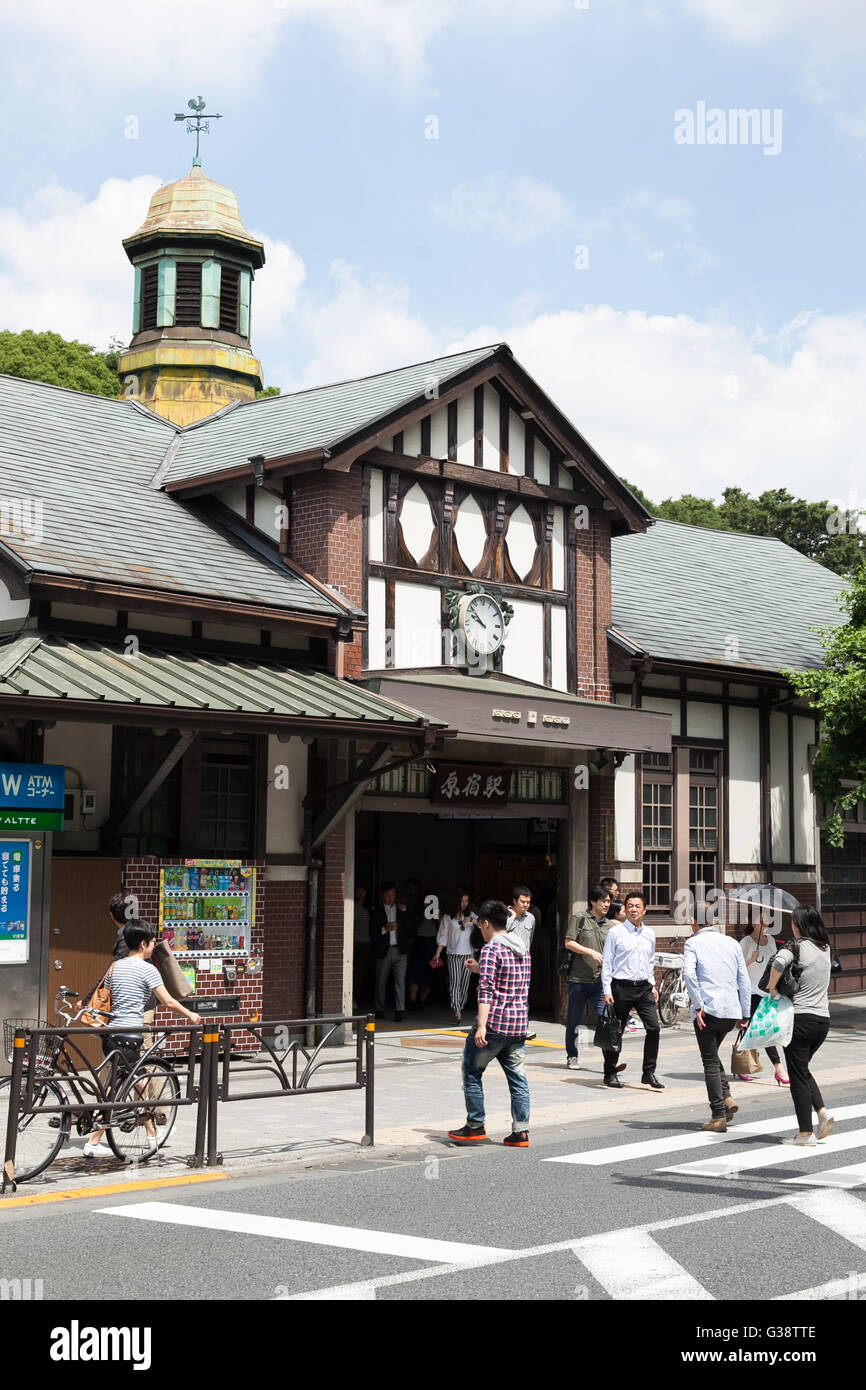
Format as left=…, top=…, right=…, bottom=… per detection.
left=434, top=887, right=477, bottom=1022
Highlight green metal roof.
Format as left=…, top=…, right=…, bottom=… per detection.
left=167, top=345, right=501, bottom=483
left=0, top=633, right=442, bottom=727
left=0, top=373, right=346, bottom=619
left=611, top=519, right=847, bottom=673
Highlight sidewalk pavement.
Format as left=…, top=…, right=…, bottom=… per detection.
left=4, top=997, right=865, bottom=1203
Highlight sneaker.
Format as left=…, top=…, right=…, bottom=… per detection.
left=816, top=1113, right=835, bottom=1141
left=566, top=1057, right=580, bottom=1070
left=447, top=1124, right=487, bottom=1144
left=82, top=1139, right=110, bottom=1159
left=503, top=1131, right=529, bottom=1148
left=783, top=1132, right=817, bottom=1147
left=525, top=1032, right=537, bottom=1041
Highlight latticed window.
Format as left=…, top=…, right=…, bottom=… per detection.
left=642, top=767, right=673, bottom=911
left=140, top=265, right=158, bottom=330
left=175, top=262, right=202, bottom=326
left=199, top=746, right=254, bottom=853
left=689, top=784, right=718, bottom=849
left=219, top=266, right=240, bottom=332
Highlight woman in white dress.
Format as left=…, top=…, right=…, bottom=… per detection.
left=739, top=912, right=790, bottom=1085
left=433, top=887, right=477, bottom=1022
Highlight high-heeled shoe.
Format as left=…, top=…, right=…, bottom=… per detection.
left=774, top=1072, right=790, bottom=1086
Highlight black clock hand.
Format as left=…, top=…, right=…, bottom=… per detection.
left=473, top=615, right=488, bottom=630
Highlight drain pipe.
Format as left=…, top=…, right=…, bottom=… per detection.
left=304, top=851, right=322, bottom=1048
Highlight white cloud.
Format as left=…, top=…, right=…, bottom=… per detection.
left=434, top=175, right=574, bottom=245
left=578, top=188, right=717, bottom=272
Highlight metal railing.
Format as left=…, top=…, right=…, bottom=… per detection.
left=2, top=1013, right=375, bottom=1188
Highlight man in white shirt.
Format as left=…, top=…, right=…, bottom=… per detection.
left=601, top=892, right=663, bottom=1089
left=506, top=885, right=536, bottom=1040
left=683, top=909, right=752, bottom=1132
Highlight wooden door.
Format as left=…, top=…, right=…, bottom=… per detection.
left=50, top=859, right=122, bottom=1064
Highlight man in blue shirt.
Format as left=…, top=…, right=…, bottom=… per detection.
left=683, top=909, right=752, bottom=1132
left=601, top=892, right=663, bottom=1089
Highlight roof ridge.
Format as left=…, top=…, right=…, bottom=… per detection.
left=644, top=517, right=786, bottom=544
left=0, top=371, right=172, bottom=425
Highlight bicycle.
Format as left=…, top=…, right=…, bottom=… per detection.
left=1, top=985, right=181, bottom=1181
left=655, top=952, right=690, bottom=1027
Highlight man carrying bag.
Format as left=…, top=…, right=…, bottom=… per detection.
left=683, top=910, right=752, bottom=1132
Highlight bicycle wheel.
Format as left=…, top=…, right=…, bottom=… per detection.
left=0, top=1075, right=70, bottom=1181
left=657, top=972, right=681, bottom=1027
left=106, top=1060, right=180, bottom=1164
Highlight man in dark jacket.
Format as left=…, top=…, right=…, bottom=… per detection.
left=369, top=881, right=416, bottom=1021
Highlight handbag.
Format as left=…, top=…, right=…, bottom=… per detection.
left=81, top=963, right=115, bottom=1028
left=758, top=938, right=801, bottom=998
left=593, top=1004, right=622, bottom=1052
left=730, top=1029, right=763, bottom=1076
left=153, top=939, right=194, bottom=998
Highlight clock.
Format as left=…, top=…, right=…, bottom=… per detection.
left=457, top=591, right=505, bottom=656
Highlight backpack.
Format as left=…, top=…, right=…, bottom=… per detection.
left=758, top=938, right=802, bottom=999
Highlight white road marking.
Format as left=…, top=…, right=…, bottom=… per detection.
left=659, top=1127, right=866, bottom=1178
left=784, top=1162, right=866, bottom=1190
left=569, top=1227, right=714, bottom=1300
left=97, top=1201, right=508, bottom=1264
left=543, top=1103, right=866, bottom=1167
left=775, top=1273, right=866, bottom=1300
left=785, top=1189, right=866, bottom=1252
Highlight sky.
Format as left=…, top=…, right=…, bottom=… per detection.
left=0, top=0, right=864, bottom=507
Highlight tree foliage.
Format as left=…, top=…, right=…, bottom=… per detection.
left=621, top=479, right=865, bottom=578
left=0, top=329, right=122, bottom=397
left=256, top=385, right=281, bottom=399
left=785, top=566, right=866, bottom=847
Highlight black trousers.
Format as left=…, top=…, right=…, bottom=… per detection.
left=694, top=1014, right=738, bottom=1117
left=603, top=980, right=660, bottom=1077
left=749, top=993, right=781, bottom=1066
left=783, top=1013, right=830, bottom=1133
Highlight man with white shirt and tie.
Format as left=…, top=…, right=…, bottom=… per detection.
left=601, top=892, right=663, bottom=1089
left=683, top=906, right=752, bottom=1131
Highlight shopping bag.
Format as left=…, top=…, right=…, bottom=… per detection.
left=730, top=1032, right=763, bottom=1075
left=153, top=939, right=194, bottom=998
left=737, top=994, right=794, bottom=1052
left=593, top=1005, right=622, bottom=1051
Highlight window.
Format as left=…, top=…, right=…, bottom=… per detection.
left=113, top=727, right=180, bottom=855
left=219, top=266, right=240, bottom=333
left=368, top=764, right=566, bottom=803
left=689, top=748, right=720, bottom=901
left=642, top=755, right=673, bottom=911
left=199, top=745, right=255, bottom=854
left=175, top=262, right=202, bottom=326
left=140, top=265, right=158, bottom=330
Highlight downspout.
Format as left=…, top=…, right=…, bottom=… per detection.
left=303, top=811, right=322, bottom=1047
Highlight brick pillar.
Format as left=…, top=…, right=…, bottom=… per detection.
left=290, top=469, right=365, bottom=676
left=574, top=511, right=612, bottom=702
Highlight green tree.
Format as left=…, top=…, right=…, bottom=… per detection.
left=0, top=329, right=122, bottom=397
left=619, top=478, right=658, bottom=514
left=656, top=494, right=727, bottom=529
left=256, top=385, right=281, bottom=399
left=785, top=564, right=866, bottom=846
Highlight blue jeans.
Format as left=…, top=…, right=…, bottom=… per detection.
left=461, top=1030, right=530, bottom=1133
left=565, top=980, right=604, bottom=1058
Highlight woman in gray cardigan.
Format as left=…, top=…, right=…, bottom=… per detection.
left=766, top=906, right=833, bottom=1148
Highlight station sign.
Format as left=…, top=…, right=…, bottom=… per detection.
left=432, top=764, right=509, bottom=808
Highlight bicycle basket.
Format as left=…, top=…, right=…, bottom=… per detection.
left=3, top=1019, right=54, bottom=1068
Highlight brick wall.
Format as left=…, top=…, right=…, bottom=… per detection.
left=574, top=512, right=612, bottom=702
left=290, top=470, right=365, bottom=677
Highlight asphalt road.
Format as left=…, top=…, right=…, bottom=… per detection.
left=3, top=1076, right=866, bottom=1306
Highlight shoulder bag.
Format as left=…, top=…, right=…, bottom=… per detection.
left=81, top=963, right=116, bottom=1028
left=758, top=938, right=802, bottom=999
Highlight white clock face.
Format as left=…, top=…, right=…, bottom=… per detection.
left=462, top=593, right=505, bottom=654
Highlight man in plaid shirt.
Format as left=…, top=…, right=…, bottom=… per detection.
left=448, top=899, right=531, bottom=1148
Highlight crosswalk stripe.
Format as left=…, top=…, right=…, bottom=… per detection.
left=659, top=1127, right=866, bottom=1178
left=774, top=1273, right=866, bottom=1300
left=784, top=1189, right=866, bottom=1251
left=571, top=1228, right=715, bottom=1300
left=784, top=1162, right=866, bottom=1190
left=543, top=1103, right=866, bottom=1167
left=97, top=1201, right=508, bottom=1264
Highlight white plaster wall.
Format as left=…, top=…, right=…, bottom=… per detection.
left=551, top=506, right=565, bottom=590
left=728, top=705, right=761, bottom=864
left=534, top=438, right=550, bottom=485
left=220, top=485, right=247, bottom=520
left=402, top=421, right=422, bottom=457
left=253, top=488, right=281, bottom=539
left=399, top=484, right=436, bottom=563
left=133, top=614, right=193, bottom=637
left=615, top=755, right=637, bottom=862
left=687, top=701, right=723, bottom=739
left=502, top=599, right=544, bottom=684
left=505, top=504, right=537, bottom=581
left=51, top=603, right=115, bottom=626
left=456, top=392, right=474, bottom=466
left=770, top=710, right=791, bottom=863
left=482, top=384, right=500, bottom=469
left=793, top=715, right=815, bottom=865
left=270, top=631, right=311, bottom=650
left=368, top=468, right=384, bottom=562
left=367, top=576, right=387, bottom=668
left=508, top=411, right=525, bottom=475
left=551, top=606, right=568, bottom=691
left=0, top=576, right=30, bottom=627
left=201, top=622, right=259, bottom=645
left=43, top=722, right=112, bottom=852
left=430, top=406, right=448, bottom=458
left=394, top=582, right=442, bottom=667
left=641, top=695, right=681, bottom=736
left=265, top=735, right=306, bottom=855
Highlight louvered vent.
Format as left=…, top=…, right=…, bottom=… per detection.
left=140, top=265, right=158, bottom=330
left=219, top=266, right=240, bottom=333
left=175, top=262, right=202, bottom=326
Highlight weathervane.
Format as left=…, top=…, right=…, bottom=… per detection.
left=173, top=96, right=222, bottom=167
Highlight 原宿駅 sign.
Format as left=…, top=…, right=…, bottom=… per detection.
left=432, top=764, right=509, bottom=808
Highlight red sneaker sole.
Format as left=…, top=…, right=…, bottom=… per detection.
left=447, top=1133, right=487, bottom=1143
left=503, top=1139, right=529, bottom=1148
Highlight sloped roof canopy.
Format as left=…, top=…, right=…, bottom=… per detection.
left=0, top=634, right=445, bottom=741
left=122, top=165, right=265, bottom=267
left=165, top=343, right=650, bottom=535
left=0, top=373, right=352, bottom=627
left=610, top=519, right=847, bottom=675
